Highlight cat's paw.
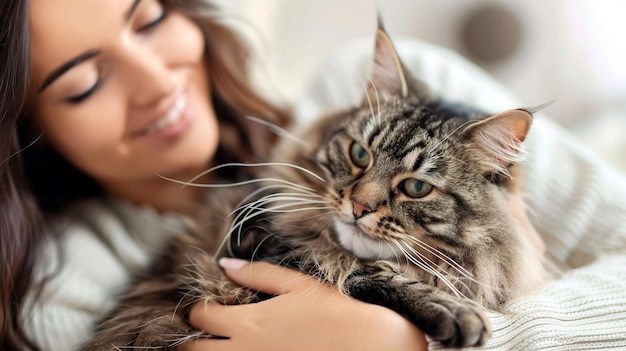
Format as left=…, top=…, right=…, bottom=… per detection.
left=345, top=271, right=491, bottom=347
left=420, top=298, right=491, bottom=348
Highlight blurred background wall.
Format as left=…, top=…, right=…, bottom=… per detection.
left=214, top=0, right=625, bottom=173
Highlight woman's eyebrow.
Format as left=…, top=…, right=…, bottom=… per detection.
left=39, top=49, right=100, bottom=92
left=39, top=0, right=142, bottom=93
left=125, top=0, right=141, bottom=21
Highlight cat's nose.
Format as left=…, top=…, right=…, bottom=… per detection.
left=352, top=200, right=374, bottom=219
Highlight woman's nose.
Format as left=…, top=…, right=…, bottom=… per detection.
left=119, top=43, right=177, bottom=107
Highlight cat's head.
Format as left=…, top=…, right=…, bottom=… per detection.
left=295, top=27, right=533, bottom=262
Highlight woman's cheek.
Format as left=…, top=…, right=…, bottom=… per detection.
left=153, top=13, right=205, bottom=67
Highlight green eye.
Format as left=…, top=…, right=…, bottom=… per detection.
left=401, top=178, right=433, bottom=198
left=349, top=142, right=370, bottom=168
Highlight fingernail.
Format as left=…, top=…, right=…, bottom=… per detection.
left=219, top=257, right=248, bottom=271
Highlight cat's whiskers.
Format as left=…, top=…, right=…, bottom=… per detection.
left=392, top=241, right=439, bottom=278
left=157, top=176, right=318, bottom=192
left=224, top=192, right=332, bottom=256
left=394, top=241, right=465, bottom=298
left=233, top=193, right=327, bottom=221
left=359, top=73, right=383, bottom=135
left=233, top=194, right=330, bottom=227
left=213, top=183, right=325, bottom=254
left=426, top=119, right=477, bottom=156
left=248, top=228, right=281, bottom=260
left=392, top=241, right=447, bottom=285
left=444, top=154, right=469, bottom=167
left=232, top=183, right=323, bottom=215
left=401, top=238, right=497, bottom=293
left=166, top=331, right=205, bottom=348
left=388, top=242, right=412, bottom=276
left=230, top=202, right=332, bottom=244
left=404, top=236, right=474, bottom=280
left=246, top=115, right=308, bottom=147
left=401, top=242, right=473, bottom=297
left=157, top=162, right=325, bottom=188
left=258, top=211, right=332, bottom=232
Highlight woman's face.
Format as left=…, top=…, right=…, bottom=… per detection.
left=30, top=0, right=219, bottom=201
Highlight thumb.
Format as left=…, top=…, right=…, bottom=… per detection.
left=219, top=258, right=316, bottom=295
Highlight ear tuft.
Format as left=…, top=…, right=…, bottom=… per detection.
left=464, top=109, right=532, bottom=176
left=363, top=27, right=408, bottom=106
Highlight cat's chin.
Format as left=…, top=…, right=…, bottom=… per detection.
left=333, top=218, right=397, bottom=261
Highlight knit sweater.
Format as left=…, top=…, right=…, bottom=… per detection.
left=23, top=199, right=187, bottom=350
left=24, top=38, right=626, bottom=350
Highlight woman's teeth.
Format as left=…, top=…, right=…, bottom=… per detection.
left=146, top=96, right=186, bottom=134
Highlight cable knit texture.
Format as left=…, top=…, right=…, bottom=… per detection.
left=24, top=37, right=626, bottom=350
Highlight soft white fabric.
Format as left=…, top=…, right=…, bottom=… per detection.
left=23, top=198, right=185, bottom=351
left=295, top=36, right=626, bottom=350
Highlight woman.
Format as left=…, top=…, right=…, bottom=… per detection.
left=4, top=0, right=626, bottom=350
left=1, top=0, right=426, bottom=350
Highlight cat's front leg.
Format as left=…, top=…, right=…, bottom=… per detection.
left=345, top=271, right=491, bottom=348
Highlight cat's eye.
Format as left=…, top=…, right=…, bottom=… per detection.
left=401, top=178, right=433, bottom=198
left=349, top=142, right=370, bottom=168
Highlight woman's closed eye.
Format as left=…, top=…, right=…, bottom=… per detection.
left=66, top=79, right=102, bottom=104
left=65, top=6, right=169, bottom=104
left=137, top=8, right=168, bottom=32
left=65, top=64, right=109, bottom=104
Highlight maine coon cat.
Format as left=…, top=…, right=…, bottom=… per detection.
left=82, top=26, right=547, bottom=350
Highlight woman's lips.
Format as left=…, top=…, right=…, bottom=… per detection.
left=132, top=94, right=194, bottom=139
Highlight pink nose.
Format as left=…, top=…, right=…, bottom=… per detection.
left=352, top=200, right=373, bottom=219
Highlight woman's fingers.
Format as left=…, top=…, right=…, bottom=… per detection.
left=187, top=302, right=242, bottom=339
left=177, top=337, right=234, bottom=351
left=181, top=259, right=429, bottom=351
left=219, top=258, right=318, bottom=295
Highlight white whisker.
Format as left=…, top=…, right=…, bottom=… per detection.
left=170, top=162, right=325, bottom=186
left=249, top=230, right=279, bottom=260
left=246, top=115, right=307, bottom=146
left=393, top=241, right=440, bottom=278
left=394, top=241, right=464, bottom=298
left=224, top=196, right=331, bottom=254
left=404, top=236, right=474, bottom=280
left=233, top=184, right=323, bottom=212
left=358, top=73, right=384, bottom=140
left=427, top=119, right=477, bottom=155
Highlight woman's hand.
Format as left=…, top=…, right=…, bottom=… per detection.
left=179, top=258, right=428, bottom=351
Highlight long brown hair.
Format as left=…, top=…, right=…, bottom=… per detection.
left=1, top=0, right=291, bottom=349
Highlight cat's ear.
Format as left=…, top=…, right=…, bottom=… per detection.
left=463, top=109, right=532, bottom=175
left=363, top=22, right=432, bottom=107
left=363, top=25, right=409, bottom=105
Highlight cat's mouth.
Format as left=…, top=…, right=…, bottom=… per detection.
left=333, top=218, right=397, bottom=261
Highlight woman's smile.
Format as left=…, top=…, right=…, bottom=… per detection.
left=132, top=92, right=195, bottom=139
left=30, top=0, right=219, bottom=203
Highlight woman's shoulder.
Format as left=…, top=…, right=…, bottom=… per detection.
left=55, top=197, right=184, bottom=248
left=41, top=197, right=185, bottom=275
left=23, top=197, right=186, bottom=350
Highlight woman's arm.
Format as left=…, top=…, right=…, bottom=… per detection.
left=181, top=259, right=428, bottom=351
